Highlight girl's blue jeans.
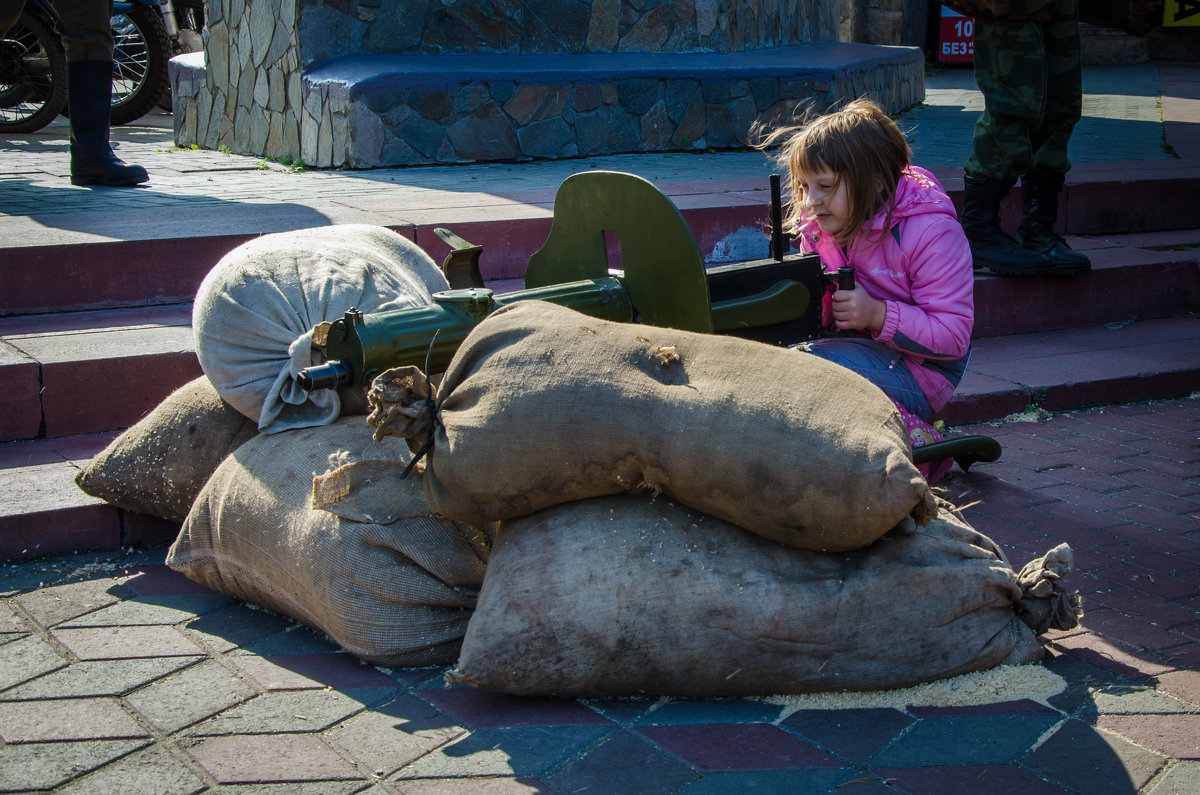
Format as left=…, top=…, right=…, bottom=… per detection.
left=795, top=337, right=933, bottom=420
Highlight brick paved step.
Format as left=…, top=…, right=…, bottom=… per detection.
left=0, top=305, right=198, bottom=443
left=2, top=314, right=1198, bottom=560
left=3, top=166, right=1200, bottom=316
left=0, top=432, right=178, bottom=560
left=1, top=234, right=1197, bottom=443
left=941, top=315, right=1200, bottom=426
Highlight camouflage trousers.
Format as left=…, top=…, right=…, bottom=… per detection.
left=964, top=0, right=1082, bottom=184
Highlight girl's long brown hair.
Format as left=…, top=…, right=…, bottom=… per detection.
left=760, top=99, right=911, bottom=248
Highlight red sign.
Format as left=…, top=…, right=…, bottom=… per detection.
left=939, top=6, right=974, bottom=64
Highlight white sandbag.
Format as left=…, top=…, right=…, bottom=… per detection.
left=193, top=224, right=448, bottom=433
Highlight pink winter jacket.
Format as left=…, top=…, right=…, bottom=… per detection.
left=795, top=166, right=974, bottom=413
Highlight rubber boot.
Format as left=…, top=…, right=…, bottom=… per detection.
left=961, top=174, right=1052, bottom=276
left=1019, top=172, right=1091, bottom=275
left=66, top=60, right=148, bottom=187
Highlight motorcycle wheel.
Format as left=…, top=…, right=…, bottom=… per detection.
left=109, top=2, right=171, bottom=125
left=0, top=10, right=67, bottom=134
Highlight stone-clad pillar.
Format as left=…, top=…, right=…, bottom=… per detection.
left=177, top=0, right=306, bottom=163
left=172, top=0, right=924, bottom=169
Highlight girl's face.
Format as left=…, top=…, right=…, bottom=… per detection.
left=796, top=167, right=851, bottom=239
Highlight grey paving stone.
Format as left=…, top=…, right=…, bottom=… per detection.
left=0, top=550, right=160, bottom=597
left=14, top=577, right=125, bottom=627
left=125, top=659, right=258, bottom=734
left=0, top=601, right=28, bottom=633
left=0, top=696, right=149, bottom=742
left=867, top=713, right=1063, bottom=767
left=380, top=666, right=449, bottom=690
left=181, top=604, right=298, bottom=654
left=186, top=688, right=373, bottom=736
left=1087, top=684, right=1200, bottom=715
left=243, top=625, right=343, bottom=656
left=51, top=624, right=207, bottom=660
left=54, top=742, right=207, bottom=795
left=1148, top=761, right=1200, bottom=795
left=120, top=565, right=218, bottom=597
left=420, top=686, right=613, bottom=730
left=1025, top=717, right=1167, bottom=794
left=0, top=633, right=68, bottom=691
left=395, top=726, right=611, bottom=780
left=1043, top=648, right=1141, bottom=713
left=375, top=780, right=551, bottom=794
left=0, top=738, right=149, bottom=791
left=205, top=783, right=372, bottom=794
left=230, top=652, right=401, bottom=692
left=328, top=693, right=466, bottom=777
left=56, top=593, right=233, bottom=627
left=0, top=656, right=201, bottom=700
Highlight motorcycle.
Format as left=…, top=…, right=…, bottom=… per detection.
left=0, top=0, right=66, bottom=133
left=0, top=0, right=203, bottom=133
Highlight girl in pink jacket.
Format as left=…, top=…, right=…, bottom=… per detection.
left=772, top=99, right=975, bottom=421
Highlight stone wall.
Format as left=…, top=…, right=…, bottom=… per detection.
left=295, top=46, right=924, bottom=167
left=173, top=0, right=924, bottom=168
left=295, top=0, right=838, bottom=60
left=843, top=0, right=933, bottom=49
left=175, top=0, right=305, bottom=161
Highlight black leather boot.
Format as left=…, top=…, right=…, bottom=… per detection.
left=1019, top=172, right=1091, bottom=275
left=67, top=60, right=148, bottom=187
left=961, top=174, right=1052, bottom=275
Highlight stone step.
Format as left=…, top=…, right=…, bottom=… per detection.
left=3, top=313, right=1198, bottom=560
left=4, top=164, right=1200, bottom=317
left=0, top=305, right=198, bottom=442
left=177, top=42, right=924, bottom=168
left=1, top=232, right=1197, bottom=444
left=1080, top=24, right=1150, bottom=66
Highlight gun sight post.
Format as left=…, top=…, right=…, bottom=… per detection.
left=770, top=174, right=785, bottom=262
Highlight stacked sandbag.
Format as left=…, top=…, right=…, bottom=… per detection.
left=193, top=224, right=450, bottom=434
left=75, top=375, right=258, bottom=522
left=446, top=494, right=1080, bottom=698
left=367, top=300, right=937, bottom=553
left=166, top=416, right=491, bottom=667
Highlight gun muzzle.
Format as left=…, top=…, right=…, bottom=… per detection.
left=296, top=359, right=354, bottom=392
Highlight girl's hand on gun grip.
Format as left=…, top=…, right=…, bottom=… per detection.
left=831, top=288, right=886, bottom=333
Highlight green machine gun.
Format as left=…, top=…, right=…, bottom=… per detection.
left=298, top=170, right=831, bottom=390
left=296, top=170, right=999, bottom=472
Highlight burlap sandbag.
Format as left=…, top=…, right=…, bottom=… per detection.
left=166, top=416, right=490, bottom=667
left=193, top=224, right=449, bottom=434
left=369, top=300, right=937, bottom=552
left=75, top=376, right=258, bottom=522
left=447, top=495, right=1080, bottom=698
